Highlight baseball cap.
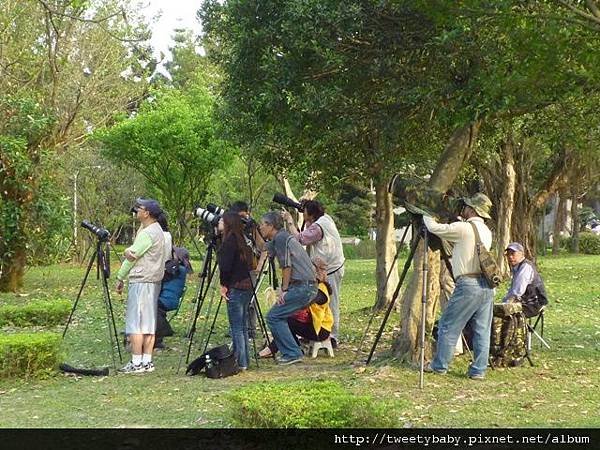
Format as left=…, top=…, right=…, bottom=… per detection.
left=132, top=198, right=163, bottom=218
left=505, top=242, right=524, bottom=253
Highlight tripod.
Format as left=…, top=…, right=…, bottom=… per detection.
left=63, top=238, right=122, bottom=369
left=179, top=233, right=220, bottom=370
left=365, top=217, right=433, bottom=388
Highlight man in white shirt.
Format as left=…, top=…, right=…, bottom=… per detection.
left=423, top=193, right=494, bottom=380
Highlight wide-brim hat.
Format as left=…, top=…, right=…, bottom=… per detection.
left=463, top=193, right=492, bottom=219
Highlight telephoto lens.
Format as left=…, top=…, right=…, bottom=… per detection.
left=80, top=220, right=110, bottom=241
left=206, top=203, right=226, bottom=216
left=194, top=207, right=220, bottom=227
left=272, top=193, right=303, bottom=211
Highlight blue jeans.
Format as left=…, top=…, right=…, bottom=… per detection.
left=266, top=282, right=318, bottom=359
left=431, top=276, right=494, bottom=376
left=226, top=288, right=252, bottom=368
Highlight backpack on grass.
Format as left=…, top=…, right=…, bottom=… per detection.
left=186, top=344, right=239, bottom=378
left=490, top=303, right=528, bottom=368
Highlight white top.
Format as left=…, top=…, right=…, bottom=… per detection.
left=163, top=231, right=173, bottom=257
left=423, top=216, right=492, bottom=278
left=308, top=214, right=345, bottom=273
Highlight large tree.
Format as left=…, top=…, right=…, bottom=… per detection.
left=200, top=0, right=453, bottom=310
left=95, top=79, right=235, bottom=234
left=0, top=0, right=153, bottom=291
left=199, top=0, right=600, bottom=362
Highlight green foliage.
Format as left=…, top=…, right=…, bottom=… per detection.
left=0, top=299, right=71, bottom=327
left=564, top=232, right=600, bottom=255
left=327, top=183, right=375, bottom=237
left=96, top=84, right=234, bottom=224
left=226, top=380, right=398, bottom=428
left=343, top=240, right=377, bottom=260
left=0, top=96, right=70, bottom=288
left=0, top=332, right=62, bottom=378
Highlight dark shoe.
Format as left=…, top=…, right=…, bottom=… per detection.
left=468, top=373, right=485, bottom=380
left=277, top=356, right=303, bottom=366
left=424, top=362, right=447, bottom=374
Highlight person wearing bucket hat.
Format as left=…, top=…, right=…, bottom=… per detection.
left=422, top=192, right=494, bottom=380
left=502, top=242, right=548, bottom=317
left=116, top=197, right=167, bottom=373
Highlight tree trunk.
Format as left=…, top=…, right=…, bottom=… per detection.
left=373, top=177, right=399, bottom=310
left=552, top=191, right=567, bottom=255
left=495, top=139, right=516, bottom=277
left=0, top=245, right=26, bottom=292
left=392, top=121, right=480, bottom=362
left=570, top=188, right=580, bottom=253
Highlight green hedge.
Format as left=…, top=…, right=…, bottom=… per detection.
left=343, top=240, right=377, bottom=260
left=227, top=380, right=398, bottom=428
left=561, top=232, right=600, bottom=254
left=576, top=232, right=600, bottom=254
left=0, top=332, right=62, bottom=378
left=0, top=298, right=71, bottom=327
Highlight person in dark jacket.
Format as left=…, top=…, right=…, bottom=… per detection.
left=503, top=242, right=548, bottom=317
left=217, top=212, right=254, bottom=370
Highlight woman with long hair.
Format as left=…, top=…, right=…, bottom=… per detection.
left=217, top=212, right=254, bottom=370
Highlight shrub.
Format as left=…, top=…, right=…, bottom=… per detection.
left=576, top=232, right=600, bottom=255
left=343, top=240, right=377, bottom=260
left=0, top=298, right=71, bottom=327
left=562, top=232, right=600, bottom=255
left=0, top=332, right=62, bottom=378
left=226, top=380, right=398, bottom=428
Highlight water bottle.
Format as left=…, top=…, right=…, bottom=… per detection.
left=205, top=354, right=212, bottom=370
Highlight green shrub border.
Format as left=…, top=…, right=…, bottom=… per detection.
left=0, top=298, right=71, bottom=327
left=0, top=332, right=62, bottom=378
left=226, top=380, right=398, bottom=428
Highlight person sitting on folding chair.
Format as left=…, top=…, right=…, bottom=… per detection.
left=503, top=242, right=548, bottom=318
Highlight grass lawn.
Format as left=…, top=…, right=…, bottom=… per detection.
left=0, top=254, right=598, bottom=428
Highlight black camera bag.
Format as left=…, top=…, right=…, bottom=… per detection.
left=186, top=344, right=239, bottom=378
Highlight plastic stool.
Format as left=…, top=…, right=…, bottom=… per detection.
left=310, top=338, right=335, bottom=358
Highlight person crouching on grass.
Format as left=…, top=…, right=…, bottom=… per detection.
left=116, top=198, right=166, bottom=373
left=259, top=211, right=318, bottom=365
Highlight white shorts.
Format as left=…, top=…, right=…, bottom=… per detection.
left=125, top=282, right=160, bottom=335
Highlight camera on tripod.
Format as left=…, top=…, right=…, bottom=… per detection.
left=81, top=220, right=110, bottom=241
left=388, top=174, right=462, bottom=222
left=272, top=193, right=304, bottom=212
left=194, top=207, right=222, bottom=227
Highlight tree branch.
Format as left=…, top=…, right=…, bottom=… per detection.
left=557, top=0, right=600, bottom=25
left=37, top=0, right=123, bottom=24
left=585, top=0, right=600, bottom=18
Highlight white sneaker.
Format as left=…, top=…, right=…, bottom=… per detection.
left=143, top=361, right=155, bottom=373
left=118, top=361, right=144, bottom=374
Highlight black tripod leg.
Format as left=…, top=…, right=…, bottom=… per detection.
left=63, top=249, right=97, bottom=338
left=183, top=246, right=217, bottom=363
left=366, top=233, right=422, bottom=365
left=100, top=274, right=119, bottom=369
left=355, top=226, right=410, bottom=361
left=202, top=295, right=224, bottom=355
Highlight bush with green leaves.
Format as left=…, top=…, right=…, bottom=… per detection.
left=575, top=232, right=600, bottom=255
left=0, top=298, right=71, bottom=327
left=226, top=380, right=399, bottom=428
left=343, top=240, right=377, bottom=260
left=0, top=332, right=62, bottom=378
